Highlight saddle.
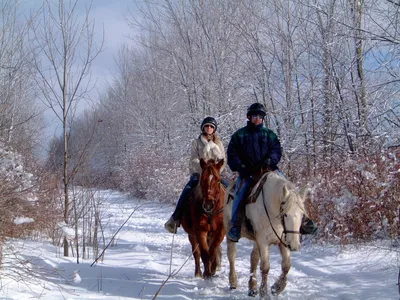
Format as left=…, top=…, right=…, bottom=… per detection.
left=228, top=171, right=318, bottom=236
left=227, top=170, right=271, bottom=235
left=227, top=170, right=270, bottom=205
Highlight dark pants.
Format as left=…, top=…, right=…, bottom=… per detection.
left=172, top=173, right=199, bottom=220
left=172, top=173, right=229, bottom=221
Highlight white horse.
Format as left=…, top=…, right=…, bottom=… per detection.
left=224, top=171, right=306, bottom=298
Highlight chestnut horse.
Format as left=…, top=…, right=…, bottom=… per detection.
left=181, top=158, right=226, bottom=279
left=224, top=172, right=306, bottom=297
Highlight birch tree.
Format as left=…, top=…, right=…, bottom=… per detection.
left=0, top=1, right=41, bottom=153
left=31, top=0, right=102, bottom=257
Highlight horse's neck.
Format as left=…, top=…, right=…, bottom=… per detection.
left=261, top=175, right=283, bottom=214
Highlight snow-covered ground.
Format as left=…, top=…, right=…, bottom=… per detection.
left=0, top=190, right=398, bottom=299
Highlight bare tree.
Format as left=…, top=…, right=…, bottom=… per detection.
left=31, top=0, right=103, bottom=257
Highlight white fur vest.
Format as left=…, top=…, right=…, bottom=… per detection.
left=189, top=134, right=226, bottom=175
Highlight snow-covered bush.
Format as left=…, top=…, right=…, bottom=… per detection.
left=309, top=148, right=400, bottom=244
left=118, top=147, right=186, bottom=202
left=0, top=142, right=39, bottom=262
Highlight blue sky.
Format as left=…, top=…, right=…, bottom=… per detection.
left=22, top=1, right=137, bottom=138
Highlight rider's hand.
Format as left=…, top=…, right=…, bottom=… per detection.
left=238, top=164, right=249, bottom=178
left=262, top=158, right=272, bottom=170
left=248, top=163, right=261, bottom=174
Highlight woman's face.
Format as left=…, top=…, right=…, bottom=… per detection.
left=203, top=124, right=215, bottom=134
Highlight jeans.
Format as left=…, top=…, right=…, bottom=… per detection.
left=221, top=178, right=230, bottom=188
left=231, top=175, right=253, bottom=227
left=275, top=169, right=286, bottom=179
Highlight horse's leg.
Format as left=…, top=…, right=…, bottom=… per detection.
left=216, top=244, right=222, bottom=271
left=227, top=239, right=238, bottom=289
left=188, top=234, right=202, bottom=278
left=271, top=243, right=290, bottom=295
left=209, top=231, right=225, bottom=276
left=197, top=232, right=212, bottom=279
left=248, top=241, right=260, bottom=297
left=257, top=238, right=270, bottom=298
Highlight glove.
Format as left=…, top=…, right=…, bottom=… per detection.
left=238, top=164, right=249, bottom=178
left=262, top=158, right=272, bottom=170
left=248, top=164, right=261, bottom=174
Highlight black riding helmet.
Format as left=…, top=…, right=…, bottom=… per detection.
left=201, top=116, right=217, bottom=132
left=247, top=103, right=267, bottom=118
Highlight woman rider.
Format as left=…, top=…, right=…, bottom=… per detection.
left=164, top=117, right=228, bottom=234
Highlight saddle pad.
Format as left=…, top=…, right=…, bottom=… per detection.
left=247, top=173, right=269, bottom=204
left=227, top=173, right=270, bottom=205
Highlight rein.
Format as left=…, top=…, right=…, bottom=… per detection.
left=261, top=178, right=300, bottom=249
left=201, top=174, right=224, bottom=230
left=262, top=189, right=288, bottom=247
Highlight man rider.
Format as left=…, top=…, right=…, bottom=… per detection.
left=226, top=103, right=282, bottom=242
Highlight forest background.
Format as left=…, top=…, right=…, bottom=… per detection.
left=0, top=0, right=399, bottom=265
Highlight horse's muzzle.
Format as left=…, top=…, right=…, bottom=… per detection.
left=203, top=201, right=215, bottom=213
left=286, top=237, right=301, bottom=251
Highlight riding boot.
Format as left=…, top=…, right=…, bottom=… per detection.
left=164, top=216, right=179, bottom=234
left=300, top=216, right=318, bottom=235
left=227, top=212, right=243, bottom=242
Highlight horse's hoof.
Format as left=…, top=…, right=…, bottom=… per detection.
left=230, top=285, right=236, bottom=290
left=271, top=280, right=287, bottom=295
left=248, top=289, right=258, bottom=297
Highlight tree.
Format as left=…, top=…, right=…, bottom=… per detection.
left=31, top=0, right=103, bottom=257
left=0, top=1, right=41, bottom=156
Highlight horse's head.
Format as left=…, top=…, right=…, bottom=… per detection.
left=199, top=158, right=224, bottom=213
left=280, top=185, right=307, bottom=251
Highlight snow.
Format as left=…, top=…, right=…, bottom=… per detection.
left=61, top=225, right=76, bottom=238
left=13, top=217, right=34, bottom=225
left=0, top=190, right=399, bottom=299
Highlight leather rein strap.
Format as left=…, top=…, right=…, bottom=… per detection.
left=202, top=181, right=224, bottom=230
left=261, top=176, right=300, bottom=249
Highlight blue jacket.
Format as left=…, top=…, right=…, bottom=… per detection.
left=227, top=121, right=282, bottom=175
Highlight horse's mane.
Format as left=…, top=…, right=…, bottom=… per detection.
left=202, top=159, right=221, bottom=177
left=268, top=174, right=305, bottom=216
left=191, top=159, right=221, bottom=201
left=280, top=188, right=305, bottom=216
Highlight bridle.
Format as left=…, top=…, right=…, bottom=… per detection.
left=262, top=188, right=302, bottom=250
left=200, top=167, right=224, bottom=227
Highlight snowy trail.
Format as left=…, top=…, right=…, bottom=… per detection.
left=0, top=190, right=399, bottom=299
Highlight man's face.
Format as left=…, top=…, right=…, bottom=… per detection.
left=250, top=114, right=264, bottom=125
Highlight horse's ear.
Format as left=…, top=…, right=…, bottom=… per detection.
left=200, top=158, right=206, bottom=169
left=299, top=186, right=308, bottom=200
left=216, top=159, right=224, bottom=170
left=282, top=185, right=290, bottom=198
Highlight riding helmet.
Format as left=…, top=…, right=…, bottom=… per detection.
left=247, top=103, right=267, bottom=118
left=201, top=116, right=217, bottom=132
